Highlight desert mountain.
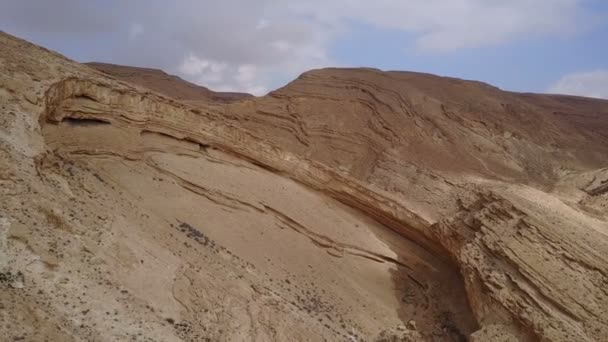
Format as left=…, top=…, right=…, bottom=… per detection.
left=1, top=31, right=607, bottom=341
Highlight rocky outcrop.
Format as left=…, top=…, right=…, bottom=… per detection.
left=433, top=191, right=608, bottom=341
left=2, top=31, right=608, bottom=341
left=41, top=76, right=441, bottom=255
left=582, top=169, right=608, bottom=196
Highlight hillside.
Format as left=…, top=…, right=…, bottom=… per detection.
left=1, top=31, right=607, bottom=341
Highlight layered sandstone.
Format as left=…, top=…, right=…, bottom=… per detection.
left=1, top=31, right=607, bottom=341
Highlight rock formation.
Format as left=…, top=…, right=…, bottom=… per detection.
left=1, top=31, right=607, bottom=341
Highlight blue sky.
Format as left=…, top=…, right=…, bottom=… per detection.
left=1, top=0, right=607, bottom=98
left=331, top=21, right=608, bottom=93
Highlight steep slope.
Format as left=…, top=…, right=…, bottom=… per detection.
left=1, top=31, right=607, bottom=342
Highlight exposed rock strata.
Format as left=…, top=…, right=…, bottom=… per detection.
left=1, top=31, right=608, bottom=341
left=42, top=77, right=441, bottom=255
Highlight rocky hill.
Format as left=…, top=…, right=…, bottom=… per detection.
left=1, top=31, right=607, bottom=341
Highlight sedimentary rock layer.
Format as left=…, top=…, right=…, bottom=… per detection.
left=1, top=31, right=607, bottom=341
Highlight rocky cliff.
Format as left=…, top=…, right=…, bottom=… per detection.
left=1, top=31, right=607, bottom=341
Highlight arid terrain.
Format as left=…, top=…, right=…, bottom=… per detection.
left=1, top=31, right=607, bottom=341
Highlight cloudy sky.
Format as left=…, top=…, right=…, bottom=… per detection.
left=1, top=0, right=607, bottom=98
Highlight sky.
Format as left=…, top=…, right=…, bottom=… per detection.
left=1, top=0, right=607, bottom=98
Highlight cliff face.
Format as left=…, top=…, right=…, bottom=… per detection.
left=1, top=31, right=607, bottom=342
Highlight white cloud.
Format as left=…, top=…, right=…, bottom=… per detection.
left=235, top=65, right=257, bottom=85
left=128, top=23, right=144, bottom=40
left=178, top=55, right=228, bottom=83
left=0, top=0, right=600, bottom=93
left=256, top=19, right=269, bottom=30
left=177, top=56, right=269, bottom=95
left=234, top=65, right=269, bottom=95
left=129, top=1, right=334, bottom=94
left=548, top=70, right=608, bottom=99
left=271, top=40, right=291, bottom=53
left=293, top=0, right=591, bottom=52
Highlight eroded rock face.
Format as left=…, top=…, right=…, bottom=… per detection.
left=434, top=190, right=608, bottom=341
left=0, top=32, right=475, bottom=342
left=1, top=31, right=607, bottom=341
